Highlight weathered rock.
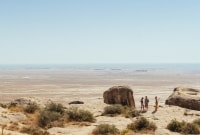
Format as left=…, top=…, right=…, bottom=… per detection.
left=9, top=97, right=43, bottom=107
left=3, top=130, right=28, bottom=135
left=0, top=107, right=27, bottom=125
left=103, top=86, right=135, bottom=108
left=68, top=101, right=84, bottom=105
left=165, top=87, right=200, bottom=111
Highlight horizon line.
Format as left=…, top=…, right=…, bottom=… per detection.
left=0, top=62, right=200, bottom=65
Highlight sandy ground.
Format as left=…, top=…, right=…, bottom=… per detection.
left=1, top=68, right=200, bottom=104
left=0, top=68, right=200, bottom=134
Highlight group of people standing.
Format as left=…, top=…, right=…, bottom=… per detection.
left=140, top=96, right=158, bottom=112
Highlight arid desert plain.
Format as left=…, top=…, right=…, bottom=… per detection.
left=0, top=64, right=200, bottom=135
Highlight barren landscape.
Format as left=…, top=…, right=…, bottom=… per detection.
left=1, top=0, right=200, bottom=134
left=0, top=65, right=200, bottom=135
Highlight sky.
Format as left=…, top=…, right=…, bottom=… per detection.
left=0, top=0, right=200, bottom=64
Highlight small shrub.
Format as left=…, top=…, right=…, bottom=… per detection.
left=127, top=117, right=157, bottom=131
left=147, top=122, right=157, bottom=130
left=120, top=129, right=129, bottom=135
left=38, top=110, right=62, bottom=128
left=167, top=119, right=184, bottom=132
left=45, top=102, right=65, bottom=114
left=193, top=118, right=200, bottom=126
left=128, top=110, right=140, bottom=118
left=8, top=102, right=17, bottom=108
left=0, top=103, right=7, bottom=108
left=37, top=102, right=67, bottom=128
left=66, top=107, right=95, bottom=122
left=103, top=104, right=124, bottom=116
left=92, top=124, right=119, bottom=135
left=8, top=104, right=24, bottom=112
left=167, top=119, right=199, bottom=134
left=24, top=103, right=39, bottom=113
left=20, top=126, right=50, bottom=135
left=182, top=123, right=200, bottom=134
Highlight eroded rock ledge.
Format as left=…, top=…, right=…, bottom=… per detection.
left=165, top=87, right=200, bottom=111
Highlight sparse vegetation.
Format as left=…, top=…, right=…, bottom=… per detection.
left=38, top=110, right=62, bottom=128
left=66, top=107, right=95, bottom=122
left=167, top=119, right=200, bottom=134
left=167, top=119, right=184, bottom=132
left=127, top=117, right=157, bottom=132
left=193, top=118, right=200, bottom=126
left=183, top=123, right=199, bottom=134
left=103, top=105, right=139, bottom=118
left=5, top=101, right=96, bottom=131
left=103, top=104, right=124, bottom=116
left=8, top=104, right=24, bottom=112
left=38, top=102, right=66, bottom=128
left=0, top=103, right=7, bottom=108
left=24, top=102, right=39, bottom=113
left=127, top=109, right=140, bottom=118
left=8, top=102, right=17, bottom=109
left=120, top=129, right=129, bottom=135
left=92, top=124, right=119, bottom=135
left=20, top=126, right=50, bottom=135
left=45, top=102, right=65, bottom=114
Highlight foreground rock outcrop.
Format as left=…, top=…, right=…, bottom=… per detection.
left=10, top=97, right=43, bottom=107
left=103, top=86, right=135, bottom=108
left=165, top=87, right=200, bottom=111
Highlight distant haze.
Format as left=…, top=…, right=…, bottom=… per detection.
left=0, top=0, right=200, bottom=64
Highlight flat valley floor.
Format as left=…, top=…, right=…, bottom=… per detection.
left=0, top=68, right=200, bottom=105
left=1, top=67, right=200, bottom=134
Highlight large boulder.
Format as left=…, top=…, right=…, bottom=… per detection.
left=103, top=86, right=135, bottom=108
left=165, top=87, right=200, bottom=111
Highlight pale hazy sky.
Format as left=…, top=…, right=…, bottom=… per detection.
left=0, top=0, right=200, bottom=64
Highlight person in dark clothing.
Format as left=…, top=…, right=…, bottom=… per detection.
left=144, top=96, right=149, bottom=110
left=140, top=97, right=144, bottom=111
left=154, top=96, right=158, bottom=111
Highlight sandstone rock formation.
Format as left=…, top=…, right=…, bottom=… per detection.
left=103, top=86, right=135, bottom=108
left=165, top=87, right=200, bottom=111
